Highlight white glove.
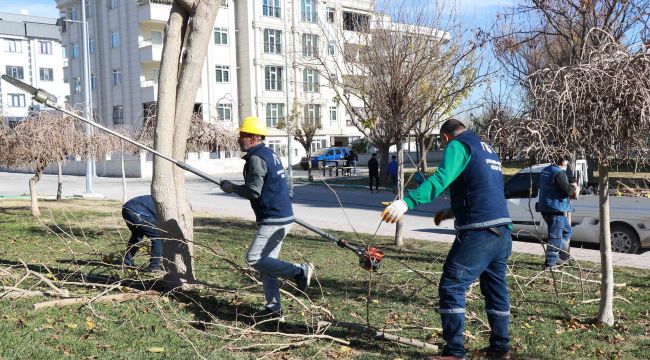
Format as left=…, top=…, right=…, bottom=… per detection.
left=220, top=180, right=235, bottom=193
left=381, top=199, right=408, bottom=223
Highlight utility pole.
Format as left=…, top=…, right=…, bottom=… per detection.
left=283, top=0, right=293, bottom=190
left=80, top=0, right=97, bottom=196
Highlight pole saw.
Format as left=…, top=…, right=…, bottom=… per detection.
left=1, top=75, right=385, bottom=272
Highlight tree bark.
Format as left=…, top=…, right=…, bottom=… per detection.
left=152, top=2, right=219, bottom=287
left=597, top=162, right=615, bottom=326
left=56, top=162, right=63, bottom=201
left=29, top=168, right=42, bottom=217
left=419, top=136, right=428, bottom=172
left=395, top=141, right=404, bottom=246
left=379, top=145, right=389, bottom=185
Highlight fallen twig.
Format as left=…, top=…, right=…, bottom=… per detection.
left=33, top=290, right=165, bottom=310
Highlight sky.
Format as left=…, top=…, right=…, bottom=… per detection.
left=0, top=0, right=510, bottom=116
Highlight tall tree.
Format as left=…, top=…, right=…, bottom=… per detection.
left=316, top=0, right=481, bottom=245
left=277, top=103, right=322, bottom=181
left=153, top=0, right=221, bottom=286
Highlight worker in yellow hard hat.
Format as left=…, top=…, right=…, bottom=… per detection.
left=220, top=116, right=313, bottom=321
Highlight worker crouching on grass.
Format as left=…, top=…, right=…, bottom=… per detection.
left=381, top=119, right=512, bottom=360
left=220, top=116, right=313, bottom=320
left=122, top=195, right=162, bottom=272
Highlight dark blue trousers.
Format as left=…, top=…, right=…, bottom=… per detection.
left=439, top=225, right=512, bottom=358
left=122, top=208, right=162, bottom=269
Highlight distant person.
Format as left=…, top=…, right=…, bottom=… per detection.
left=388, top=155, right=398, bottom=194
left=122, top=195, right=162, bottom=271
left=368, top=153, right=379, bottom=192
left=349, top=148, right=359, bottom=175
left=538, top=156, right=577, bottom=269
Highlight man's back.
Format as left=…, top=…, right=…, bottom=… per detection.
left=368, top=157, right=379, bottom=175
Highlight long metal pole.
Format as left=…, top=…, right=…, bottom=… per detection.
left=80, top=0, right=95, bottom=194
left=283, top=0, right=294, bottom=190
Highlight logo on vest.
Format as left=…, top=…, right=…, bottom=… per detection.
left=485, top=159, right=502, bottom=172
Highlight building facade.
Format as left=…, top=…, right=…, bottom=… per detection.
left=235, top=0, right=369, bottom=159
left=0, top=12, right=69, bottom=126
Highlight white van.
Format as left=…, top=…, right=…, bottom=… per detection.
left=504, top=160, right=650, bottom=254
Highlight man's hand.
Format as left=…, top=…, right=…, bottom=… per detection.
left=220, top=180, right=236, bottom=194
left=434, top=208, right=455, bottom=225
left=381, top=200, right=408, bottom=223
left=570, top=182, right=579, bottom=200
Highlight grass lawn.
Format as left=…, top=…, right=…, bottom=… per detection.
left=1, top=199, right=649, bottom=359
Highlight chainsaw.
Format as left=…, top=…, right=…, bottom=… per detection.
left=2, top=75, right=385, bottom=272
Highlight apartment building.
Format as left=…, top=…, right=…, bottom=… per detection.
left=0, top=12, right=69, bottom=126
left=235, top=0, right=369, bottom=159
left=55, top=0, right=240, bottom=176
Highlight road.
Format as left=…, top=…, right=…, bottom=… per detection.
left=1, top=171, right=649, bottom=269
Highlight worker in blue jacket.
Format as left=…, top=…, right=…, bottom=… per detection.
left=122, top=195, right=162, bottom=271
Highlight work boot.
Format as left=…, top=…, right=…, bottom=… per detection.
left=294, top=263, right=314, bottom=292
left=472, top=347, right=511, bottom=360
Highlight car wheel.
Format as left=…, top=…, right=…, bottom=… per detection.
left=610, top=224, right=641, bottom=254
left=317, top=160, right=325, bottom=169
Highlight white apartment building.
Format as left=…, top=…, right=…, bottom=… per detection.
left=235, top=0, right=368, bottom=160
left=0, top=12, right=69, bottom=126
left=55, top=0, right=241, bottom=177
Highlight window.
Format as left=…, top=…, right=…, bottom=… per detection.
left=213, top=28, right=228, bottom=45
left=304, top=104, right=321, bottom=126
left=109, top=0, right=118, bottom=9
left=265, top=66, right=283, bottom=91
left=302, top=0, right=316, bottom=23
left=86, top=0, right=93, bottom=17
left=62, top=46, right=67, bottom=58
left=504, top=173, right=540, bottom=199
left=264, top=29, right=282, bottom=54
left=263, top=0, right=281, bottom=17
left=302, top=33, right=319, bottom=57
left=303, top=68, right=319, bottom=93
left=343, top=12, right=370, bottom=32
left=113, top=105, right=124, bottom=124
left=330, top=106, right=337, bottom=125
left=221, top=0, right=228, bottom=8
left=8, top=94, right=26, bottom=107
left=73, top=77, right=81, bottom=93
left=310, top=139, right=326, bottom=153
left=91, top=74, right=96, bottom=90
left=266, top=103, right=284, bottom=127
left=151, top=31, right=163, bottom=45
left=5, top=39, right=22, bottom=53
left=89, top=38, right=96, bottom=54
left=39, top=41, right=52, bottom=54
left=112, top=68, right=122, bottom=86
left=215, top=65, right=230, bottom=83
left=5, top=66, right=24, bottom=80
left=327, top=7, right=335, bottom=23
left=267, top=140, right=287, bottom=156
left=68, top=8, right=78, bottom=20
left=39, top=68, right=54, bottom=81
left=111, top=32, right=120, bottom=48
left=71, top=42, right=79, bottom=58
left=327, top=41, right=335, bottom=56
left=217, top=103, right=232, bottom=121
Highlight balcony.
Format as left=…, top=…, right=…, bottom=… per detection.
left=139, top=39, right=162, bottom=63
left=141, top=79, right=158, bottom=103
left=137, top=0, right=172, bottom=23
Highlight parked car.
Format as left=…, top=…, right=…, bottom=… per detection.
left=505, top=160, right=650, bottom=254
left=300, top=147, right=350, bottom=170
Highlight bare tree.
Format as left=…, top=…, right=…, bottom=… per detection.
left=520, top=33, right=650, bottom=326
left=277, top=103, right=322, bottom=181
left=316, top=0, right=482, bottom=245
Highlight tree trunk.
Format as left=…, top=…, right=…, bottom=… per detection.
left=379, top=145, right=389, bottom=185
left=152, top=2, right=220, bottom=287
left=29, top=169, right=42, bottom=217
left=56, top=162, right=63, bottom=201
left=121, top=149, right=127, bottom=204
left=307, top=152, right=313, bottom=181
left=395, top=141, right=404, bottom=246
left=419, top=136, right=428, bottom=172
left=597, top=162, right=615, bottom=326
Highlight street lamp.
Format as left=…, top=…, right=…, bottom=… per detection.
left=58, top=0, right=98, bottom=197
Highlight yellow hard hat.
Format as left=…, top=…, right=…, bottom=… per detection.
left=239, top=116, right=268, bottom=136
